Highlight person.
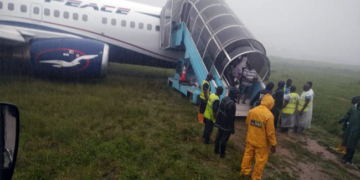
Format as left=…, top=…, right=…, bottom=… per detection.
left=238, top=61, right=257, bottom=104
left=341, top=96, right=360, bottom=164
left=227, top=64, right=235, bottom=86
left=294, top=84, right=314, bottom=134
left=240, top=94, right=277, bottom=180
left=214, top=87, right=240, bottom=158
left=284, top=79, right=292, bottom=95
left=233, top=60, right=243, bottom=85
left=280, top=85, right=299, bottom=133
left=272, top=81, right=285, bottom=129
left=307, top=81, right=314, bottom=96
left=251, top=82, right=274, bottom=107
left=203, top=86, right=224, bottom=144
left=198, top=74, right=213, bottom=124
left=333, top=96, right=359, bottom=154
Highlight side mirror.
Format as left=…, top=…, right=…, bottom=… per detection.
left=0, top=103, right=20, bottom=180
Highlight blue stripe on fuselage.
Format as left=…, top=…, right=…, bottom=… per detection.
left=0, top=20, right=85, bottom=38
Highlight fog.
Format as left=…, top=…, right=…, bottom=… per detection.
left=129, top=0, right=360, bottom=65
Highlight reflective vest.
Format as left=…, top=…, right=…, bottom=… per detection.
left=200, top=80, right=210, bottom=100
left=282, top=93, right=298, bottom=114
left=298, top=91, right=311, bottom=112
left=204, top=93, right=220, bottom=123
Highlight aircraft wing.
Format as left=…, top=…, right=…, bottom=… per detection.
left=0, top=27, right=26, bottom=42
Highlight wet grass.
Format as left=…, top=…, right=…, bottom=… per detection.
left=268, top=56, right=360, bottom=167
left=1, top=56, right=360, bottom=179
left=1, top=63, right=249, bottom=180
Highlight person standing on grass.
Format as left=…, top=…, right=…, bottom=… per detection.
left=280, top=86, right=299, bottom=133
left=203, top=86, right=224, bottom=144
left=294, top=84, right=314, bottom=134
left=198, top=74, right=214, bottom=124
left=333, top=96, right=359, bottom=155
left=307, top=81, right=314, bottom=97
left=238, top=61, right=257, bottom=104
left=214, top=87, right=240, bottom=158
left=240, top=94, right=277, bottom=180
left=284, top=79, right=292, bottom=95
left=272, top=81, right=285, bottom=129
left=341, top=96, right=360, bottom=164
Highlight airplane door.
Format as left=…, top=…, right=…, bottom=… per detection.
left=30, top=4, right=42, bottom=23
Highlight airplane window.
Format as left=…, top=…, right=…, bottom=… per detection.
left=64, top=12, right=69, bottom=19
left=139, top=23, right=144, bottom=29
left=54, top=10, right=60, bottom=18
left=0, top=2, right=2, bottom=9
left=111, top=19, right=116, bottom=26
left=147, top=24, right=152, bottom=31
left=82, top=14, right=88, bottom=22
left=73, top=13, right=79, bottom=20
left=44, top=8, right=50, bottom=16
left=130, top=21, right=135, bottom=28
left=21, top=5, right=27, bottom=13
left=102, top=17, right=107, bottom=24
left=33, top=7, right=40, bottom=15
left=8, top=3, right=14, bottom=11
left=121, top=20, right=126, bottom=27
left=156, top=25, right=160, bottom=32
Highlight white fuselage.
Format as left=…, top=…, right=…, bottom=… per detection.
left=0, top=0, right=182, bottom=62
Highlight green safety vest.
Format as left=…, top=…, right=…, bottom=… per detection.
left=200, top=80, right=210, bottom=100
left=282, top=93, right=298, bottom=114
left=204, top=93, right=220, bottom=123
left=298, top=91, right=311, bottom=112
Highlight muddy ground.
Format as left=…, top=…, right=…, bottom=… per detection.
left=232, top=119, right=360, bottom=180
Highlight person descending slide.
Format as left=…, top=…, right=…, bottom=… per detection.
left=238, top=60, right=257, bottom=104
left=240, top=94, right=277, bottom=180
left=198, top=74, right=214, bottom=123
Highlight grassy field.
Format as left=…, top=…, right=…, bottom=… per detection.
left=1, top=57, right=360, bottom=179
left=268, top=56, right=360, bottom=150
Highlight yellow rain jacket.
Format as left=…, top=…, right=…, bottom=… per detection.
left=245, top=94, right=277, bottom=147
left=241, top=94, right=277, bottom=180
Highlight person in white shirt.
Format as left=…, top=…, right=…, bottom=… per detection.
left=238, top=61, right=257, bottom=104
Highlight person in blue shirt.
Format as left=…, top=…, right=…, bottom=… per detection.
left=284, top=79, right=292, bottom=95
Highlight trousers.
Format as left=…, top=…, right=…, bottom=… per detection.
left=214, top=129, right=231, bottom=156
left=203, top=118, right=214, bottom=144
left=343, top=148, right=355, bottom=162
left=240, top=143, right=269, bottom=180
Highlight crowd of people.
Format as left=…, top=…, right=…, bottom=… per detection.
left=197, top=71, right=317, bottom=179
left=196, top=58, right=360, bottom=179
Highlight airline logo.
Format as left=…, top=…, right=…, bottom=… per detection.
left=45, top=0, right=131, bottom=15
left=40, top=54, right=99, bottom=68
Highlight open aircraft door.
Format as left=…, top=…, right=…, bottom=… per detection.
left=30, top=4, right=43, bottom=23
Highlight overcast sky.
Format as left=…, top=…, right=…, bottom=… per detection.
left=129, top=0, right=360, bottom=65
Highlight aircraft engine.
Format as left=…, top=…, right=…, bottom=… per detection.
left=29, top=38, right=109, bottom=78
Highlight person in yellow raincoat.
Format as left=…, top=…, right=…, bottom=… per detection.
left=240, top=94, right=277, bottom=180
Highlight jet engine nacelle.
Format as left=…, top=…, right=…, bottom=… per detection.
left=30, top=38, right=109, bottom=78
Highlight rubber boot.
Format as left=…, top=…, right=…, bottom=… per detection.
left=198, top=112, right=204, bottom=123
left=332, top=139, right=346, bottom=153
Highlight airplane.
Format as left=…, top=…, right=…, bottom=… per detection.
left=0, top=0, right=184, bottom=78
